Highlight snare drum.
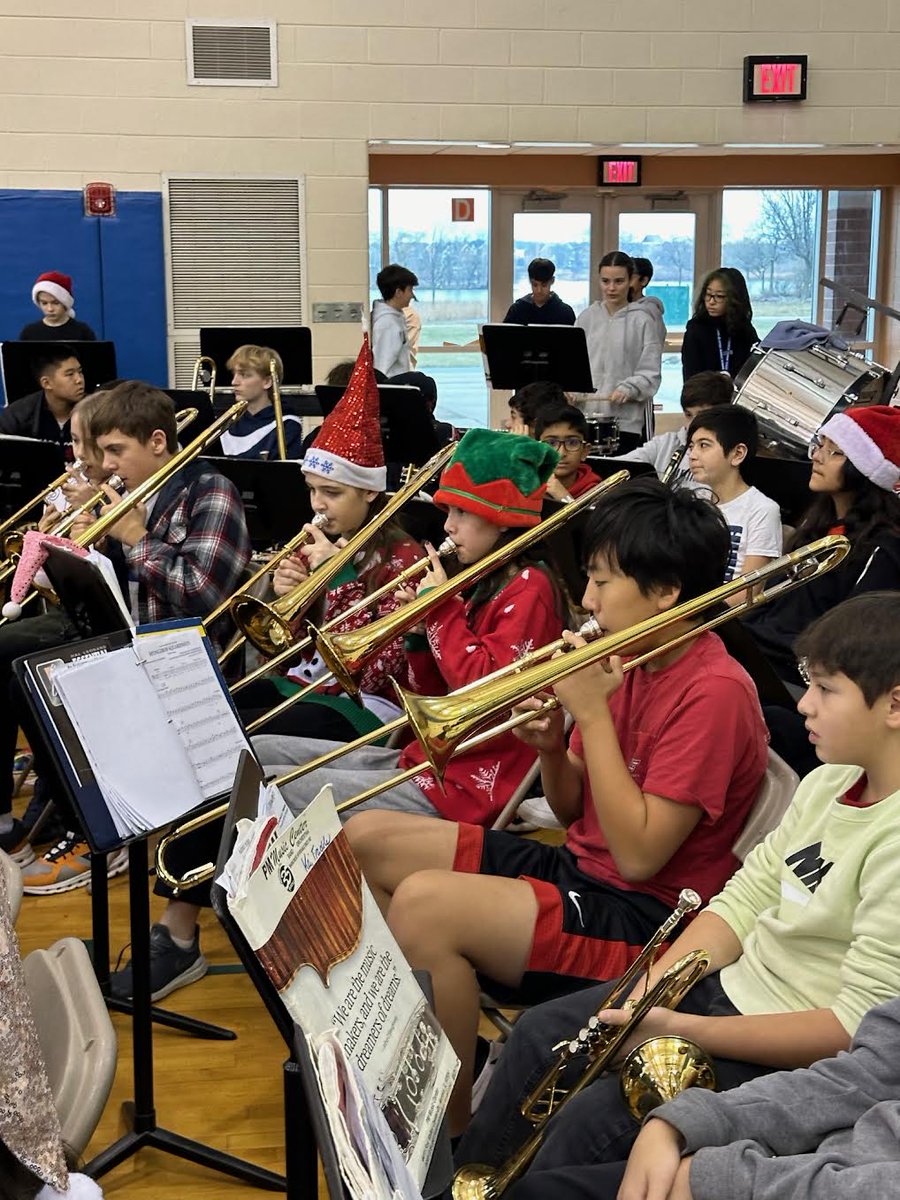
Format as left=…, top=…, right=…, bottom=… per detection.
left=585, top=416, right=620, bottom=456
left=734, top=345, right=888, bottom=459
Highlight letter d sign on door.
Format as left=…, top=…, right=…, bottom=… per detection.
left=451, top=197, right=475, bottom=222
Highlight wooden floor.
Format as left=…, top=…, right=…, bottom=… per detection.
left=15, top=868, right=294, bottom=1198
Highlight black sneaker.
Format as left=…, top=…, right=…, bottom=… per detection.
left=0, top=817, right=35, bottom=867
left=109, top=923, right=208, bottom=1002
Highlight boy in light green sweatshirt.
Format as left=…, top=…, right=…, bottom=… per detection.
left=455, top=590, right=900, bottom=1199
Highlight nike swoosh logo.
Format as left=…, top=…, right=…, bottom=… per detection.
left=567, top=890, right=584, bottom=928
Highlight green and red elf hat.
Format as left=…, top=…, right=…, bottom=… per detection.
left=433, top=428, right=559, bottom=528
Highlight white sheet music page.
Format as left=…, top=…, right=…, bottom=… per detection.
left=133, top=623, right=251, bottom=799
left=51, top=647, right=202, bottom=835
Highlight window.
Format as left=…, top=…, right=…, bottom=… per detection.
left=512, top=211, right=591, bottom=316
left=822, top=190, right=881, bottom=343
left=721, top=189, right=821, bottom=339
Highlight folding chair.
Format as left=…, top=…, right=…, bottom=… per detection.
left=23, top=937, right=118, bottom=1157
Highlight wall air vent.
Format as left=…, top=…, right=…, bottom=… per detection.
left=186, top=20, right=277, bottom=87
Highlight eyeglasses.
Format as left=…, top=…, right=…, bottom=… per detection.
left=704, top=291, right=728, bottom=302
left=541, top=436, right=586, bottom=452
left=807, top=434, right=846, bottom=461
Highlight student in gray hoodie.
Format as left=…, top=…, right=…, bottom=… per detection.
left=371, top=262, right=417, bottom=377
left=617, top=993, right=900, bottom=1200
left=574, top=251, right=663, bottom=451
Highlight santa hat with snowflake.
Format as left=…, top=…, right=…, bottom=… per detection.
left=32, top=271, right=76, bottom=318
left=818, top=404, right=900, bottom=493
left=302, top=336, right=386, bottom=491
left=1, top=530, right=89, bottom=621
left=433, top=428, right=559, bottom=528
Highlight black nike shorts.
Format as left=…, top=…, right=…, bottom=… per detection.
left=454, top=823, right=672, bottom=1005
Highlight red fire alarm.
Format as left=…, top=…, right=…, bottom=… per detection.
left=84, top=181, right=117, bottom=216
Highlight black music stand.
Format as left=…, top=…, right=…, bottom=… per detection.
left=200, top=327, right=313, bottom=387
left=202, top=457, right=311, bottom=550
left=316, top=383, right=441, bottom=471
left=0, top=435, right=65, bottom=522
left=42, top=546, right=132, bottom=640
left=162, top=389, right=216, bottom=447
left=481, top=323, right=595, bottom=391
left=210, top=752, right=453, bottom=1200
left=0, top=340, right=118, bottom=404
left=13, top=644, right=285, bottom=1191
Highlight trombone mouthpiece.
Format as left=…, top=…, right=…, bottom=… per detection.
left=108, top=474, right=124, bottom=493
left=437, top=537, right=456, bottom=557
left=578, top=614, right=602, bottom=639
left=678, top=889, right=702, bottom=913
left=310, top=512, right=328, bottom=529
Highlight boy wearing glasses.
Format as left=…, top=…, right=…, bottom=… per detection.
left=534, top=403, right=601, bottom=502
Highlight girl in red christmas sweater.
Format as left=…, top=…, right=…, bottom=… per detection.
left=254, top=427, right=570, bottom=825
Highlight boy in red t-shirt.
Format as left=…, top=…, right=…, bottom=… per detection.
left=345, top=478, right=769, bottom=1133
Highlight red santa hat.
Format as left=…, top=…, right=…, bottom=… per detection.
left=302, top=336, right=386, bottom=490
left=32, top=271, right=76, bottom=317
left=818, top=404, right=900, bottom=494
left=0, top=531, right=88, bottom=621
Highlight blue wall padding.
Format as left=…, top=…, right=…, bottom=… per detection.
left=0, top=189, right=167, bottom=390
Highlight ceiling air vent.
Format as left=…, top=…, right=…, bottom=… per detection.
left=186, top=20, right=277, bottom=87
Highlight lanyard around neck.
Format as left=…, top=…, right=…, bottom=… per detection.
left=716, top=328, right=733, bottom=373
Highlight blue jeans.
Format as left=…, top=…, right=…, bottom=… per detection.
left=456, top=972, right=770, bottom=1200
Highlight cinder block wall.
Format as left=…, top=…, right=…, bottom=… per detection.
left=2, top=0, right=898, bottom=371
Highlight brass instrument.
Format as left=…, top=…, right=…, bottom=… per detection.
left=0, top=457, right=88, bottom=551
left=0, top=402, right=248, bottom=624
left=191, top=355, right=217, bottom=400
left=313, top=474, right=627, bottom=695
left=228, top=442, right=457, bottom=657
left=270, top=356, right=288, bottom=461
left=453, top=889, right=711, bottom=1200
left=237, top=537, right=457, bottom=730
left=154, top=534, right=848, bottom=893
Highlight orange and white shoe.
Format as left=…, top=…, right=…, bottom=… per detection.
left=22, top=832, right=92, bottom=894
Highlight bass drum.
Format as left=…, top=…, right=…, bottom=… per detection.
left=734, top=345, right=888, bottom=460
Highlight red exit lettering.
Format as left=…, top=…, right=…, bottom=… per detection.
left=755, top=61, right=799, bottom=95
left=604, top=160, right=638, bottom=184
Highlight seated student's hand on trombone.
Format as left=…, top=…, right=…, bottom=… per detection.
left=97, top=483, right=147, bottom=548
left=272, top=551, right=309, bottom=596
left=299, top=521, right=346, bottom=572
left=512, top=692, right=567, bottom=754
left=61, top=469, right=98, bottom=510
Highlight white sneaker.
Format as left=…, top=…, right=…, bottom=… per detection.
left=514, top=796, right=564, bottom=831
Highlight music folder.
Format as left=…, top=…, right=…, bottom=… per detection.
left=481, top=323, right=595, bottom=391
left=15, top=620, right=256, bottom=853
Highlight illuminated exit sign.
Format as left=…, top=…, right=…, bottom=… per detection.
left=598, top=157, right=642, bottom=186
left=744, top=55, right=808, bottom=102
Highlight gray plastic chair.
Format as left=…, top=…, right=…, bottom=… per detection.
left=23, top=937, right=118, bottom=1156
left=0, top=848, right=22, bottom=922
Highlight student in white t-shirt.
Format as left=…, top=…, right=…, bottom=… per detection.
left=687, top=404, right=782, bottom=600
left=614, top=370, right=734, bottom=486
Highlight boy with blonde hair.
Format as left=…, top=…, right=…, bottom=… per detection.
left=221, top=344, right=303, bottom=459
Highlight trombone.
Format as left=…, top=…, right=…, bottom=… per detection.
left=0, top=408, right=201, bottom=601
left=0, top=458, right=88, bottom=555
left=191, top=355, right=217, bottom=401
left=228, top=442, right=458, bottom=657
left=155, top=534, right=847, bottom=893
left=270, top=355, right=287, bottom=461
left=238, top=537, right=457, bottom=732
left=0, top=402, right=248, bottom=624
left=311, top=474, right=628, bottom=696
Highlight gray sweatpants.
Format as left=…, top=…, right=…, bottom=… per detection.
left=252, top=734, right=442, bottom=821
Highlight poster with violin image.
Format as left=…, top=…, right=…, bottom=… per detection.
left=226, top=786, right=458, bottom=1187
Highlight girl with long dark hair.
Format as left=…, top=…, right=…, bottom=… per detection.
left=682, top=267, right=758, bottom=381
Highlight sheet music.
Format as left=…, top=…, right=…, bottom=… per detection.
left=51, top=647, right=204, bottom=835
left=132, top=625, right=251, bottom=799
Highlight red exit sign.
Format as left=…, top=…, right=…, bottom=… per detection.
left=598, top=157, right=642, bottom=186
left=744, top=55, right=808, bottom=103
